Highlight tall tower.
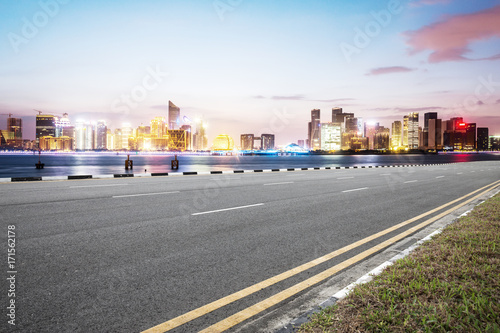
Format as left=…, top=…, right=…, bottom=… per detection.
left=407, top=112, right=419, bottom=149
left=96, top=120, right=107, bottom=150
left=308, top=109, right=321, bottom=150
left=168, top=101, right=180, bottom=130
left=391, top=121, right=402, bottom=149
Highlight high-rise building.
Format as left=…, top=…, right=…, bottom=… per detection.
left=168, top=101, right=180, bottom=130
left=332, top=108, right=354, bottom=125
left=391, top=121, right=402, bottom=149
left=297, top=140, right=305, bottom=148
left=106, top=129, right=114, bottom=150
left=240, top=134, right=254, bottom=150
left=364, top=122, right=379, bottom=149
left=374, top=127, right=390, bottom=150
left=465, top=123, right=476, bottom=150
left=36, top=115, right=56, bottom=147
left=96, top=120, right=107, bottom=150
left=7, top=117, right=22, bottom=139
left=402, top=116, right=409, bottom=147
left=151, top=117, right=166, bottom=138
left=477, top=128, right=489, bottom=151
left=407, top=112, right=419, bottom=149
left=121, top=124, right=133, bottom=150
left=260, top=134, right=275, bottom=150
left=428, top=118, right=442, bottom=150
left=320, top=123, right=341, bottom=151
left=193, top=119, right=207, bottom=151
left=423, top=112, right=438, bottom=147
left=114, top=128, right=123, bottom=150
left=180, top=125, right=192, bottom=150
left=308, top=109, right=321, bottom=150
left=490, top=136, right=500, bottom=150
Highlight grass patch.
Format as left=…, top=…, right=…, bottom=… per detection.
left=299, top=193, right=500, bottom=332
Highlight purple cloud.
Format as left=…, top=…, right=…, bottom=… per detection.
left=366, top=66, right=415, bottom=76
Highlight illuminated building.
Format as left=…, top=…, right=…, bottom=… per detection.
left=55, top=113, right=71, bottom=137
left=373, top=127, right=390, bottom=150
left=489, top=136, right=500, bottom=150
left=349, top=136, right=369, bottom=150
left=212, top=134, right=234, bottom=150
left=391, top=121, right=402, bottom=149
left=180, top=125, right=192, bottom=150
left=121, top=124, right=133, bottom=150
left=96, top=120, right=107, bottom=150
left=168, top=101, right=180, bottom=130
left=240, top=134, right=254, bottom=150
left=168, top=129, right=187, bottom=151
left=7, top=117, right=22, bottom=139
left=477, top=128, right=488, bottom=151
left=151, top=117, right=166, bottom=137
left=36, top=114, right=56, bottom=147
left=407, top=112, right=419, bottom=149
left=106, top=129, right=114, bottom=150
left=332, top=107, right=354, bottom=125
left=364, top=122, right=379, bottom=149
left=308, top=109, right=321, bottom=150
left=320, top=123, right=341, bottom=151
left=193, top=119, right=208, bottom=151
left=39, top=136, right=74, bottom=151
left=402, top=115, right=409, bottom=147
left=74, top=121, right=94, bottom=151
left=465, top=123, right=476, bottom=150
left=261, top=134, right=275, bottom=150
left=114, top=128, right=123, bottom=150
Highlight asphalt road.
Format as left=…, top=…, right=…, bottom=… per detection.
left=1, top=161, right=499, bottom=332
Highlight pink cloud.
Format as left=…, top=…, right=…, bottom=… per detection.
left=366, top=66, right=415, bottom=76
left=405, top=5, right=500, bottom=63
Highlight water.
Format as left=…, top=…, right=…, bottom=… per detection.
left=0, top=152, right=498, bottom=178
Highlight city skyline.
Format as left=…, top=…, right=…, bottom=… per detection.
left=1, top=0, right=500, bottom=144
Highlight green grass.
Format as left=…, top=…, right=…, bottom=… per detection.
left=299, top=193, right=500, bottom=333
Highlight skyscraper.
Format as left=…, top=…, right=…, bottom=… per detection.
left=96, top=120, right=107, bottom=150
left=308, top=109, right=321, bottom=150
left=423, top=112, right=438, bottom=148
left=151, top=117, right=167, bottom=138
left=477, top=128, right=489, bottom=151
left=168, top=101, right=180, bottom=130
left=391, top=121, right=402, bottom=149
left=36, top=114, right=56, bottom=147
left=407, top=112, right=419, bottom=149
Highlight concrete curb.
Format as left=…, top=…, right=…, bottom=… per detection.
left=0, top=163, right=447, bottom=182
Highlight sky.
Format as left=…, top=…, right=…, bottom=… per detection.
left=1, top=0, right=500, bottom=145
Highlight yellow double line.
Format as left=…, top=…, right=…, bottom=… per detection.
left=143, top=180, right=500, bottom=333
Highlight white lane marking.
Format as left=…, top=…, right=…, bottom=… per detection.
left=264, top=182, right=294, bottom=186
left=337, top=177, right=354, bottom=180
left=380, top=174, right=391, bottom=176
left=436, top=176, right=445, bottom=179
left=192, top=203, right=264, bottom=216
left=70, top=184, right=129, bottom=188
left=404, top=180, right=418, bottom=184
left=470, top=171, right=476, bottom=173
left=342, top=187, right=368, bottom=193
left=113, top=191, right=180, bottom=198
left=457, top=172, right=463, bottom=175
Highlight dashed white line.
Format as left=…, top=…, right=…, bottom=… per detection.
left=436, top=176, right=445, bottom=179
left=192, top=203, right=264, bottom=216
left=264, top=182, right=294, bottom=186
left=70, top=184, right=129, bottom=188
left=337, top=177, right=354, bottom=180
left=342, top=187, right=368, bottom=193
left=457, top=172, right=463, bottom=175
left=470, top=171, right=476, bottom=173
left=404, top=180, right=418, bottom=184
left=113, top=191, right=180, bottom=198
left=380, top=174, right=391, bottom=176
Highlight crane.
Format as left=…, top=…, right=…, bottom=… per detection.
left=0, top=113, right=14, bottom=117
